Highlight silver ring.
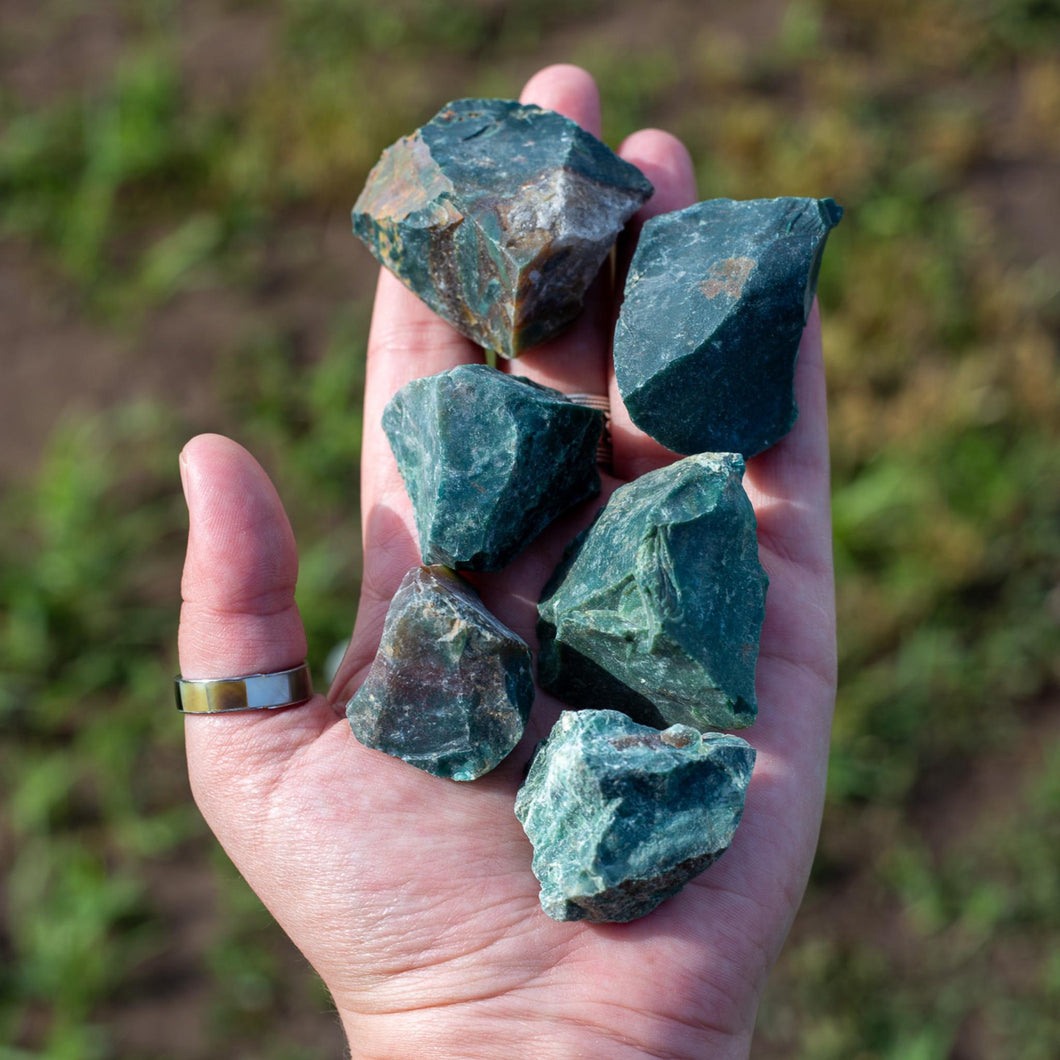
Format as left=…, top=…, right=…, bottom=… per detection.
left=175, top=663, right=314, bottom=714
left=565, top=393, right=612, bottom=468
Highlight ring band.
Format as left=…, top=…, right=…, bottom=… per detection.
left=565, top=393, right=612, bottom=468
left=175, top=663, right=314, bottom=714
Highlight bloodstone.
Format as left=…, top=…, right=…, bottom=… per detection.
left=614, top=197, right=843, bottom=457
left=515, top=709, right=755, bottom=923
left=352, top=98, right=653, bottom=358
left=347, top=565, right=534, bottom=781
left=383, top=364, right=605, bottom=572
left=537, top=453, right=767, bottom=731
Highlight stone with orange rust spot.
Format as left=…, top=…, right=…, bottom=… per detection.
left=614, top=197, right=842, bottom=457
left=352, top=98, right=653, bottom=358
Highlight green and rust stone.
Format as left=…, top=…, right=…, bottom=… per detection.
left=537, top=453, right=767, bottom=731
left=383, top=364, right=605, bottom=572
left=352, top=98, right=653, bottom=358
left=347, top=565, right=534, bottom=781
left=614, top=197, right=843, bottom=457
left=515, top=709, right=755, bottom=923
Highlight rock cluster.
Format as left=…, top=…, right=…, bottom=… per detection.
left=348, top=97, right=841, bottom=922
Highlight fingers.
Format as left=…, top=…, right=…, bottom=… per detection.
left=744, top=301, right=833, bottom=578
left=615, top=129, right=698, bottom=253
left=178, top=434, right=338, bottom=806
left=520, top=62, right=602, bottom=135
left=609, top=129, right=699, bottom=481
left=506, top=64, right=611, bottom=399
left=742, top=302, right=836, bottom=869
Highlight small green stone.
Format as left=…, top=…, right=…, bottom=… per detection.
left=515, top=710, right=755, bottom=923
left=383, top=364, right=605, bottom=572
left=347, top=565, right=534, bottom=781
left=614, top=196, right=842, bottom=457
left=352, top=98, right=653, bottom=358
left=537, top=453, right=767, bottom=731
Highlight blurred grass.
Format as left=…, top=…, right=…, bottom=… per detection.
left=1, top=0, right=1058, bottom=1056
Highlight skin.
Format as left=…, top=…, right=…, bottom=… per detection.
left=178, top=65, right=837, bottom=1059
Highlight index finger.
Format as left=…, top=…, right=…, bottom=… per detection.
left=360, top=270, right=484, bottom=543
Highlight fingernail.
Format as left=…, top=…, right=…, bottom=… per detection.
left=179, top=447, right=192, bottom=504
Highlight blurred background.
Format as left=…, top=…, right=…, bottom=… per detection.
left=1, top=0, right=1058, bottom=1056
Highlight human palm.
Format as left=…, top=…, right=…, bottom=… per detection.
left=178, top=65, right=836, bottom=1059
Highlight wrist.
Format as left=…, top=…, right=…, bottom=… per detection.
left=337, top=1003, right=754, bottom=1060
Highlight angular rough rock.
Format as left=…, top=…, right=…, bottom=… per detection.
left=347, top=565, right=533, bottom=781
left=384, top=364, right=605, bottom=572
left=614, top=197, right=843, bottom=457
left=352, top=98, right=653, bottom=358
left=537, top=453, right=767, bottom=731
left=515, top=709, right=755, bottom=923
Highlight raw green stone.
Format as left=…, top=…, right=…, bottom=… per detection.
left=347, top=565, right=534, bottom=781
left=614, top=197, right=842, bottom=457
left=352, top=98, right=653, bottom=358
left=537, top=453, right=767, bottom=730
left=383, top=364, right=605, bottom=572
left=515, top=709, right=755, bottom=923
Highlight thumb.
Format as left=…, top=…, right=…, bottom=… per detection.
left=178, top=433, right=340, bottom=811
left=179, top=432, right=307, bottom=678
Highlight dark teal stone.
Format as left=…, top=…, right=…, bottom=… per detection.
left=383, top=364, right=605, bottom=572
left=347, top=565, right=534, bottom=781
left=537, top=453, right=767, bottom=731
left=515, top=709, right=755, bottom=922
left=352, top=98, right=653, bottom=358
left=614, top=197, right=842, bottom=457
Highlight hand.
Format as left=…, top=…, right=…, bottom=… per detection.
left=178, top=64, right=837, bottom=1060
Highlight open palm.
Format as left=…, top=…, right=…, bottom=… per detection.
left=178, top=65, right=837, bottom=1060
